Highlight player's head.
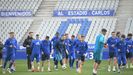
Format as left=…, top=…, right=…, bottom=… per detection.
left=121, top=34, right=126, bottom=40
left=101, top=28, right=107, bottom=35
left=61, top=35, right=66, bottom=40
left=80, top=35, right=85, bottom=41
left=77, top=34, right=81, bottom=40
left=55, top=32, right=59, bottom=37
left=29, top=32, right=33, bottom=37
left=116, top=32, right=121, bottom=38
left=127, top=33, right=132, bottom=39
left=65, top=33, right=69, bottom=38
left=45, top=36, right=50, bottom=40
left=71, top=35, right=75, bottom=40
left=111, top=32, right=116, bottom=37
left=9, top=32, right=15, bottom=38
left=36, top=34, right=39, bottom=40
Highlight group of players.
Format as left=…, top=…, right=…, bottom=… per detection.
left=0, top=28, right=133, bottom=75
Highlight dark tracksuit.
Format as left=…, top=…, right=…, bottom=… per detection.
left=23, top=36, right=34, bottom=69
left=0, top=42, right=3, bottom=59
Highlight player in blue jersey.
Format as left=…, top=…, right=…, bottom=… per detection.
left=75, top=34, right=81, bottom=71
left=41, top=36, right=52, bottom=72
left=93, top=29, right=107, bottom=75
left=76, top=35, right=88, bottom=73
left=51, top=32, right=64, bottom=70
left=68, top=35, right=76, bottom=69
left=63, top=33, right=70, bottom=69
left=116, top=34, right=127, bottom=73
left=107, top=32, right=118, bottom=72
left=30, top=34, right=42, bottom=72
left=3, top=32, right=18, bottom=74
left=125, top=33, right=133, bottom=68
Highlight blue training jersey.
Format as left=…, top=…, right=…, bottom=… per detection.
left=51, top=36, right=60, bottom=49
left=64, top=38, right=70, bottom=50
left=107, top=37, right=117, bottom=52
left=125, top=38, right=133, bottom=53
left=31, top=39, right=42, bottom=54
left=41, top=40, right=52, bottom=55
left=76, top=41, right=88, bottom=55
left=4, top=38, right=17, bottom=55
left=94, top=34, right=105, bottom=53
left=68, top=39, right=76, bottom=53
left=116, top=40, right=126, bottom=53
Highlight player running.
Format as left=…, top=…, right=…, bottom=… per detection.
left=93, top=29, right=107, bottom=75
left=116, top=34, right=127, bottom=73
left=76, top=35, right=88, bottom=73
left=107, top=32, right=118, bottom=72
left=41, top=36, right=52, bottom=72
left=30, top=34, right=42, bottom=72
left=125, top=33, right=133, bottom=68
left=68, top=35, right=76, bottom=69
left=3, top=32, right=18, bottom=74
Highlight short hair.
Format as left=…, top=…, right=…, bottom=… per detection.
left=81, top=35, right=85, bottom=38
left=9, top=32, right=14, bottom=34
left=46, top=36, right=49, bottom=39
left=111, top=31, right=115, bottom=33
left=29, top=32, right=33, bottom=34
left=101, top=28, right=107, bottom=32
left=65, top=33, right=68, bottom=36
left=121, top=34, right=126, bottom=38
left=71, top=35, right=75, bottom=37
left=36, top=34, right=39, bottom=36
left=116, top=32, right=120, bottom=35
left=127, top=33, right=132, bottom=37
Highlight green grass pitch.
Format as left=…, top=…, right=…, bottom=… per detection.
left=0, top=60, right=133, bottom=75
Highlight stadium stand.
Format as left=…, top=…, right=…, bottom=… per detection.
left=0, top=0, right=42, bottom=15
left=125, top=18, right=133, bottom=34
left=36, top=18, right=117, bottom=44
left=54, top=0, right=119, bottom=12
left=0, top=18, right=33, bottom=43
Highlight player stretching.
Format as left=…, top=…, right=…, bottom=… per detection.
left=41, top=36, right=52, bottom=72
left=76, top=35, right=88, bottom=73
left=3, top=32, right=18, bottom=74
left=125, top=33, right=133, bottom=68
left=93, top=29, right=107, bottom=75
left=31, top=34, right=42, bottom=72
left=107, top=32, right=118, bottom=72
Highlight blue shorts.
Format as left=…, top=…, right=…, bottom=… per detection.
left=118, top=53, right=126, bottom=65
left=31, top=53, right=41, bottom=62
left=69, top=52, right=75, bottom=59
left=62, top=52, right=68, bottom=59
left=42, top=53, right=50, bottom=61
left=5, top=53, right=15, bottom=62
left=76, top=54, right=85, bottom=62
left=53, top=52, right=62, bottom=61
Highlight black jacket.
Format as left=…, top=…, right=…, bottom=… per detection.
left=23, top=36, right=34, bottom=54
left=0, top=42, right=3, bottom=53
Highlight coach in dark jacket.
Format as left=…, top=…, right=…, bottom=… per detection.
left=23, top=32, right=34, bottom=71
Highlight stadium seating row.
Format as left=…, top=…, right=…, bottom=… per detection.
left=55, top=0, right=119, bottom=12
left=125, top=18, right=133, bottom=34
left=0, top=0, right=42, bottom=15
left=0, top=19, right=33, bottom=43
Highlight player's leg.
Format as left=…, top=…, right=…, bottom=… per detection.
left=117, top=54, right=121, bottom=73
left=36, top=54, right=41, bottom=71
left=126, top=52, right=129, bottom=68
left=122, top=54, right=127, bottom=69
left=93, top=60, right=101, bottom=75
left=113, top=57, right=117, bottom=72
left=41, top=54, right=45, bottom=72
left=47, top=54, right=51, bottom=72
left=71, top=53, right=75, bottom=69
left=108, top=52, right=113, bottom=72
left=78, top=55, right=85, bottom=73
left=2, top=57, right=9, bottom=74
left=31, top=54, right=35, bottom=72
left=0, top=52, right=2, bottom=67
left=68, top=54, right=72, bottom=68
left=130, top=52, right=133, bottom=68
left=27, top=54, right=31, bottom=71
left=129, top=52, right=133, bottom=68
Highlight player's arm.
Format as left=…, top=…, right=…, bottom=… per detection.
left=23, top=39, right=28, bottom=47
